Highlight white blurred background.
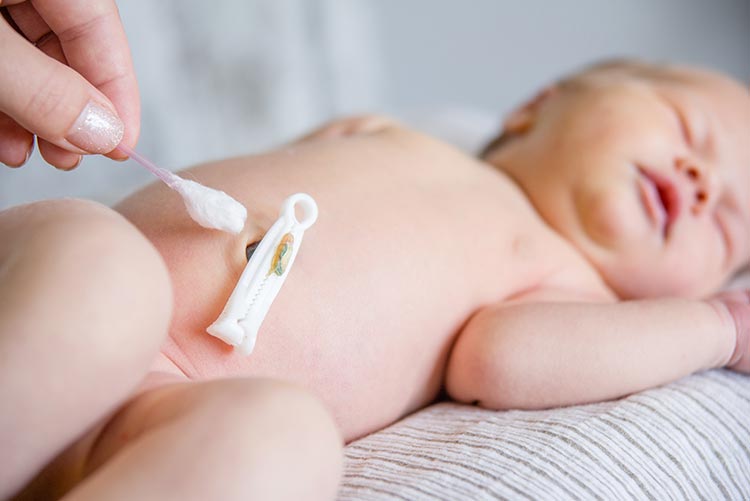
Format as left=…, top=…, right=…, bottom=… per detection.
left=1, top=0, right=748, bottom=209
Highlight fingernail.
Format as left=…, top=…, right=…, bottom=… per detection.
left=66, top=101, right=125, bottom=154
left=69, top=156, right=83, bottom=170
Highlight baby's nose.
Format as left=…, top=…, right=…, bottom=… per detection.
left=675, top=157, right=720, bottom=216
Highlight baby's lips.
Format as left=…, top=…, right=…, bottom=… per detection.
left=636, top=165, right=681, bottom=238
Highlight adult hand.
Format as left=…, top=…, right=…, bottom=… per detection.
left=0, top=0, right=139, bottom=170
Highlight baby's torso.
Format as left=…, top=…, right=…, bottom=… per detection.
left=118, top=125, right=602, bottom=439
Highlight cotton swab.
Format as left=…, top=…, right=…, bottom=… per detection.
left=116, top=145, right=247, bottom=234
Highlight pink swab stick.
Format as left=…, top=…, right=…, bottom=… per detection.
left=117, top=144, right=180, bottom=189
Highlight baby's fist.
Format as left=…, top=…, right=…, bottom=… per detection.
left=712, top=289, right=750, bottom=372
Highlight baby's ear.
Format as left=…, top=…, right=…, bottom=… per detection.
left=503, top=85, right=559, bottom=135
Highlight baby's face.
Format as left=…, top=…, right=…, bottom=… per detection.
left=487, top=64, right=750, bottom=298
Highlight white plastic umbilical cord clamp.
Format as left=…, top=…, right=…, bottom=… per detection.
left=207, top=193, right=318, bottom=355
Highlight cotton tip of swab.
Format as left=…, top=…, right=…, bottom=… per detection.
left=172, top=177, right=247, bottom=234
left=115, top=144, right=247, bottom=234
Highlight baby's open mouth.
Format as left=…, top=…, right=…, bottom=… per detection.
left=636, top=166, right=681, bottom=238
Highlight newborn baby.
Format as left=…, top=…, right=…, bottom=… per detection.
left=3, top=60, right=749, bottom=500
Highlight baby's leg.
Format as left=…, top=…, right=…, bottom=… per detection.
left=64, top=377, right=342, bottom=500
left=0, top=199, right=172, bottom=499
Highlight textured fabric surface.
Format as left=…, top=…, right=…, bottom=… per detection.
left=340, top=370, right=750, bottom=500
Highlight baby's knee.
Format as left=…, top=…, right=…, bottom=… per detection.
left=112, top=379, right=343, bottom=499
left=48, top=200, right=166, bottom=296
left=204, top=379, right=343, bottom=498
left=4, top=199, right=172, bottom=348
left=85, top=378, right=342, bottom=500
left=220, top=379, right=342, bottom=450
left=39, top=199, right=166, bottom=283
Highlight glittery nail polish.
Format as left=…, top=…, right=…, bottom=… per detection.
left=66, top=101, right=125, bottom=154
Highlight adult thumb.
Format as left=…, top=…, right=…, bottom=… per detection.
left=0, top=22, right=124, bottom=154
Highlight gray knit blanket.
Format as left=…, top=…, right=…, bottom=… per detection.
left=340, top=370, right=750, bottom=500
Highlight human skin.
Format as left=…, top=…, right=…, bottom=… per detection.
left=451, top=63, right=750, bottom=408
left=3, top=62, right=749, bottom=498
left=484, top=62, right=750, bottom=299
left=114, top=63, right=749, bottom=441
left=0, top=200, right=342, bottom=500
left=0, top=0, right=138, bottom=169
left=118, top=122, right=576, bottom=440
left=0, top=199, right=171, bottom=499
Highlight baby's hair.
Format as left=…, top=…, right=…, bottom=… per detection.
left=478, top=129, right=514, bottom=159
left=479, top=58, right=661, bottom=160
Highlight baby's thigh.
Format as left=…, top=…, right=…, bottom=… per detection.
left=0, top=198, right=172, bottom=334
left=0, top=198, right=172, bottom=394
left=0, top=198, right=172, bottom=304
left=77, top=376, right=343, bottom=500
left=0, top=199, right=173, bottom=499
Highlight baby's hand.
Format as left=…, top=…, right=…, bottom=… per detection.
left=712, top=289, right=750, bottom=373
left=296, top=114, right=397, bottom=142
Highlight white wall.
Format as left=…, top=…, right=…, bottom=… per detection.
left=1, top=0, right=747, bottom=209
left=373, top=0, right=750, bottom=111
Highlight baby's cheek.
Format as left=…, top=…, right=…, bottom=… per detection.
left=576, top=184, right=648, bottom=249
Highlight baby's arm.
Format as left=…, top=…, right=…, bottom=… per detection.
left=294, top=114, right=397, bottom=142
left=445, top=288, right=749, bottom=410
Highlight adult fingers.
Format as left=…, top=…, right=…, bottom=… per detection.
left=0, top=112, right=33, bottom=167
left=5, top=1, right=51, bottom=44
left=38, top=139, right=81, bottom=170
left=1, top=7, right=79, bottom=170
left=33, top=0, right=139, bottom=159
left=0, top=20, right=124, bottom=154
left=0, top=113, right=80, bottom=172
left=6, top=3, right=67, bottom=64
left=5, top=4, right=68, bottom=72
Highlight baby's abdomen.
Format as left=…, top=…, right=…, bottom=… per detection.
left=125, top=128, right=525, bottom=441
left=163, top=213, right=483, bottom=441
